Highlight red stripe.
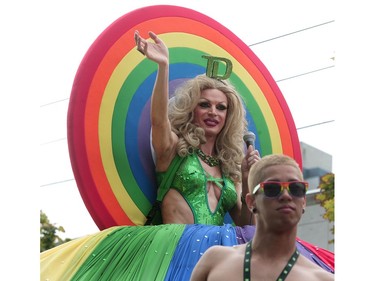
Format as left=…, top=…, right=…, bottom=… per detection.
left=69, top=5, right=301, bottom=229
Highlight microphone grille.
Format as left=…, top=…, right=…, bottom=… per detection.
left=243, top=131, right=256, bottom=142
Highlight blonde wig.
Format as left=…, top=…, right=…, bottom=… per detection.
left=168, top=75, right=248, bottom=183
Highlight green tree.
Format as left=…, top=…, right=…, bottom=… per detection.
left=40, top=210, right=71, bottom=252
left=315, top=173, right=334, bottom=244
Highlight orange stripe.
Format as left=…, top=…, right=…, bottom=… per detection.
left=85, top=31, right=137, bottom=225
left=85, top=16, right=296, bottom=225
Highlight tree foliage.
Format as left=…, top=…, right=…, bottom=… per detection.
left=40, top=210, right=71, bottom=252
left=315, top=172, right=334, bottom=243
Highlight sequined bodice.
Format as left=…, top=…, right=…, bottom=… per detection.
left=156, top=153, right=237, bottom=225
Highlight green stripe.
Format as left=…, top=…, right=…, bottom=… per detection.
left=112, top=47, right=273, bottom=216
left=71, top=225, right=185, bottom=281
left=228, top=74, right=272, bottom=155
left=112, top=59, right=157, bottom=215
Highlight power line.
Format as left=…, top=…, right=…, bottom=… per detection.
left=276, top=65, right=334, bottom=82
left=297, top=120, right=335, bottom=130
left=40, top=98, right=69, bottom=107
left=40, top=178, right=75, bottom=187
left=40, top=138, right=66, bottom=146
left=248, top=20, right=334, bottom=47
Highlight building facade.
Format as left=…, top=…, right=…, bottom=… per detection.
left=297, top=142, right=334, bottom=252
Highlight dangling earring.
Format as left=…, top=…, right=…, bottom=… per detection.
left=302, top=208, right=305, bottom=214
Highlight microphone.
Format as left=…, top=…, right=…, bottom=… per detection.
left=243, top=131, right=256, bottom=148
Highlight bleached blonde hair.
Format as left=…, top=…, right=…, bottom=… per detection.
left=247, top=154, right=303, bottom=192
left=168, top=74, right=247, bottom=183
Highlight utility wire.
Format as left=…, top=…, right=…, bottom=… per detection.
left=276, top=65, right=334, bottom=82
left=40, top=98, right=69, bottom=107
left=248, top=20, right=334, bottom=47
left=40, top=178, right=75, bottom=187
left=40, top=138, right=66, bottom=146
left=297, top=120, right=334, bottom=130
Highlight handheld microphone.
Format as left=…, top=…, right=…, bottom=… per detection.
left=243, top=131, right=256, bottom=148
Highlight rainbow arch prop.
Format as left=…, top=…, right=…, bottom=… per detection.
left=67, top=5, right=302, bottom=230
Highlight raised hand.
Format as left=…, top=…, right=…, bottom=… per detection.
left=134, top=30, right=169, bottom=65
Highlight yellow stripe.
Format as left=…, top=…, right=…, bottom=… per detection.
left=99, top=32, right=282, bottom=222
left=40, top=227, right=115, bottom=280
left=99, top=49, right=146, bottom=224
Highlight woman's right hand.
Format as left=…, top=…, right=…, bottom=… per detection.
left=241, top=145, right=260, bottom=181
left=134, top=30, right=169, bottom=65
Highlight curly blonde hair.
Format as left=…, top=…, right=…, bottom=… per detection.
left=168, top=75, right=247, bottom=183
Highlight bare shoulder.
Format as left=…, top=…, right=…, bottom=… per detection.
left=205, top=244, right=245, bottom=257
left=191, top=245, right=246, bottom=281
left=198, top=244, right=241, bottom=262
left=295, top=255, right=334, bottom=281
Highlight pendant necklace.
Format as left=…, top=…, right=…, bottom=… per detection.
left=196, top=148, right=220, bottom=167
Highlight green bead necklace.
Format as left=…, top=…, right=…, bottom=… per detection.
left=196, top=148, right=220, bottom=167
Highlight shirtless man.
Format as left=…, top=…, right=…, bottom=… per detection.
left=190, top=154, right=334, bottom=281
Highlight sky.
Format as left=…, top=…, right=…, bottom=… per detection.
left=2, top=0, right=374, bottom=279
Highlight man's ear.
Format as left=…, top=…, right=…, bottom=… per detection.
left=302, top=196, right=307, bottom=209
left=245, top=193, right=256, bottom=211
